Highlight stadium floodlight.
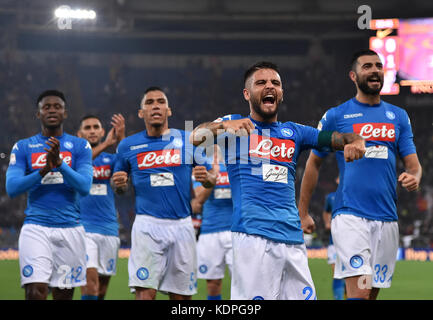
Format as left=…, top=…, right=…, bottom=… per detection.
left=54, top=5, right=96, bottom=20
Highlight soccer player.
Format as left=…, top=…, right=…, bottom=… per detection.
left=298, top=50, right=422, bottom=300
left=190, top=61, right=366, bottom=300
left=111, top=86, right=214, bottom=300
left=192, top=145, right=233, bottom=300
left=5, top=90, right=93, bottom=300
left=77, top=113, right=125, bottom=300
left=322, top=177, right=345, bottom=300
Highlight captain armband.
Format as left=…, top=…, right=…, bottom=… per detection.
left=317, top=131, right=333, bottom=148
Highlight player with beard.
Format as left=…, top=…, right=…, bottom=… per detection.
left=6, top=90, right=93, bottom=299
left=190, top=61, right=366, bottom=300
left=77, top=114, right=125, bottom=300
left=298, top=50, right=422, bottom=300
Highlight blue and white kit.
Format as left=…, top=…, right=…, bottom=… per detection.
left=114, top=129, right=200, bottom=295
left=79, top=152, right=120, bottom=276
left=314, top=98, right=416, bottom=287
left=6, top=133, right=93, bottom=287
left=216, top=114, right=323, bottom=300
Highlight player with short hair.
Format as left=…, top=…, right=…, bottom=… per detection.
left=191, top=61, right=366, bottom=300
left=299, top=50, right=422, bottom=300
left=6, top=90, right=93, bottom=300
left=192, top=145, right=233, bottom=300
left=77, top=113, right=125, bottom=300
left=111, top=86, right=213, bottom=300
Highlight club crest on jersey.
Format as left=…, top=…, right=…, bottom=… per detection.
left=137, top=149, right=181, bottom=169
left=385, top=111, right=396, bottom=120
left=31, top=151, right=72, bottom=169
left=249, top=134, right=295, bottom=162
left=280, top=128, right=294, bottom=138
left=93, top=165, right=111, bottom=179
left=353, top=123, right=395, bottom=141
left=64, top=141, right=74, bottom=149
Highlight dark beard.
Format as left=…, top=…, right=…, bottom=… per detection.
left=356, top=75, right=383, bottom=95
left=250, top=96, right=279, bottom=121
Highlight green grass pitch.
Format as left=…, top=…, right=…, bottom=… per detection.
left=0, top=258, right=432, bottom=300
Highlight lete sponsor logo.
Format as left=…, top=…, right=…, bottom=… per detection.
left=137, top=149, right=181, bottom=169
left=353, top=123, right=395, bottom=141
left=249, top=134, right=295, bottom=162
left=93, top=165, right=111, bottom=179
left=216, top=172, right=230, bottom=186
left=31, top=152, right=72, bottom=169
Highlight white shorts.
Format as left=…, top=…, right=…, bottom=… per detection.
left=128, top=214, right=197, bottom=296
left=331, top=214, right=399, bottom=288
left=18, top=223, right=87, bottom=288
left=230, top=232, right=316, bottom=300
left=197, top=231, right=233, bottom=280
left=327, top=244, right=337, bottom=265
left=85, top=232, right=120, bottom=276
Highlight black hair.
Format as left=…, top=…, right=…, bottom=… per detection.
left=244, top=61, right=280, bottom=84
left=350, top=49, right=379, bottom=70
left=144, top=86, right=165, bottom=94
left=79, top=114, right=102, bottom=125
left=36, top=90, right=66, bottom=106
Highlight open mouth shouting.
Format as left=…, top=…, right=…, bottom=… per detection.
left=262, top=93, right=276, bottom=107
left=367, top=75, right=382, bottom=86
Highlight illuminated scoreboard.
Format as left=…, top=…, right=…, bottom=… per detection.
left=369, top=19, right=400, bottom=95
left=369, top=17, right=433, bottom=95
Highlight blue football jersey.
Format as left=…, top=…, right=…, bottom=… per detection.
left=193, top=161, right=233, bottom=234
left=216, top=114, right=322, bottom=244
left=114, top=129, right=198, bottom=219
left=313, top=98, right=417, bottom=221
left=6, top=133, right=93, bottom=227
left=79, top=152, right=118, bottom=236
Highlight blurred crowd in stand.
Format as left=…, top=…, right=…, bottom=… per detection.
left=0, top=50, right=432, bottom=249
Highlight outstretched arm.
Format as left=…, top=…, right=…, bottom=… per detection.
left=191, top=185, right=214, bottom=214
left=91, top=127, right=117, bottom=160
left=92, top=114, right=126, bottom=160
left=190, top=119, right=255, bottom=147
left=298, top=152, right=324, bottom=234
left=192, top=165, right=218, bottom=189
left=111, top=171, right=129, bottom=195
left=330, top=132, right=366, bottom=162
left=399, top=153, right=422, bottom=192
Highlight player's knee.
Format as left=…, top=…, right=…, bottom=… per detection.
left=25, top=283, right=48, bottom=300
left=207, top=279, right=223, bottom=295
left=85, top=268, right=99, bottom=295
left=135, top=287, right=157, bottom=300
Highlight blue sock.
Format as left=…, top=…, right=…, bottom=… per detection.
left=332, top=278, right=345, bottom=300
left=81, top=295, right=98, bottom=300
left=208, top=294, right=222, bottom=300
